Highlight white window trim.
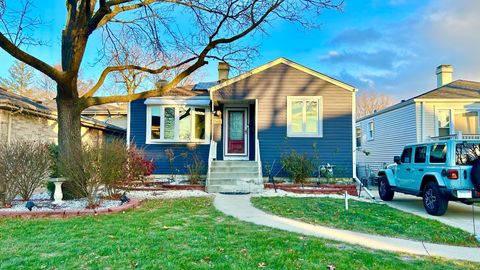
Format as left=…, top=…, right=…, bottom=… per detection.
left=434, top=108, right=453, bottom=136
left=367, top=121, right=374, bottom=141
left=434, top=108, right=480, bottom=136
left=287, top=96, right=323, bottom=138
left=355, top=126, right=362, bottom=148
left=146, top=105, right=211, bottom=144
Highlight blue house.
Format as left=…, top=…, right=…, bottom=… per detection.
left=128, top=58, right=356, bottom=193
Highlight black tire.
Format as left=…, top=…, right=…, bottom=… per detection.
left=378, top=176, right=394, bottom=201
left=470, top=159, right=480, bottom=191
left=423, top=182, right=449, bottom=216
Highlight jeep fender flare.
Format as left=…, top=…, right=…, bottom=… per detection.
left=420, top=173, right=446, bottom=189
left=378, top=169, right=397, bottom=186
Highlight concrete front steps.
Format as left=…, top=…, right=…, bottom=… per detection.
left=207, top=161, right=263, bottom=193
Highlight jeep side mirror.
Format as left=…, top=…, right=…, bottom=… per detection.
left=394, top=156, right=401, bottom=164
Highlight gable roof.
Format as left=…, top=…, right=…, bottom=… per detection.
left=357, top=79, right=480, bottom=122
left=414, top=80, right=480, bottom=100
left=208, top=57, right=356, bottom=92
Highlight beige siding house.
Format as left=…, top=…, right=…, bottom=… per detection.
left=356, top=65, right=480, bottom=178
left=0, top=88, right=125, bottom=145
left=82, top=103, right=128, bottom=129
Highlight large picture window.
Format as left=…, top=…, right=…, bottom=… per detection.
left=147, top=106, right=209, bottom=143
left=287, top=96, right=323, bottom=137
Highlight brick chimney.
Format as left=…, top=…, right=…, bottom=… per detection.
left=218, top=62, right=230, bottom=81
left=436, top=64, right=453, bottom=87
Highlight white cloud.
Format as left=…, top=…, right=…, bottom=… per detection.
left=320, top=0, right=480, bottom=100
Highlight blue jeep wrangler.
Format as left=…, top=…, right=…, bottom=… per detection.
left=378, top=139, right=480, bottom=216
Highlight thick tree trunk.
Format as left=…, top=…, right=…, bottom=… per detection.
left=57, top=83, right=82, bottom=163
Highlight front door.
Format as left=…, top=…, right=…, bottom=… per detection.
left=225, top=108, right=248, bottom=159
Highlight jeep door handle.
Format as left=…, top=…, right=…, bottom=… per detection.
left=405, top=168, right=411, bottom=171
left=418, top=169, right=424, bottom=172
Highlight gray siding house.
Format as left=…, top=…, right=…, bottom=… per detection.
left=356, top=65, right=480, bottom=178
left=128, top=58, right=356, bottom=192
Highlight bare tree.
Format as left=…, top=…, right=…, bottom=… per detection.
left=0, top=0, right=343, bottom=160
left=0, top=60, right=35, bottom=95
left=356, top=90, right=395, bottom=118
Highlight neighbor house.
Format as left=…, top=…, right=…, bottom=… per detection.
left=128, top=58, right=356, bottom=193
left=82, top=103, right=128, bottom=129
left=356, top=65, right=480, bottom=177
left=0, top=88, right=126, bottom=146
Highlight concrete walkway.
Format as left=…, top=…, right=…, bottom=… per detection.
left=214, top=194, right=480, bottom=263
left=371, top=189, right=480, bottom=234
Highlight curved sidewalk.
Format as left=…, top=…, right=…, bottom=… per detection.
left=214, top=194, right=480, bottom=263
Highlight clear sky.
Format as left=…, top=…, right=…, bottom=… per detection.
left=1, top=0, right=479, bottom=101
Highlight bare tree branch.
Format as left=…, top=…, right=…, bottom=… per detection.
left=0, top=33, right=61, bottom=81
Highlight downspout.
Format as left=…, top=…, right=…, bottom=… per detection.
left=126, top=101, right=131, bottom=147
left=7, top=107, right=24, bottom=145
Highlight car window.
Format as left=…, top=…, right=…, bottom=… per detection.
left=401, top=148, right=412, bottom=163
left=456, top=142, right=480, bottom=165
left=430, top=144, right=447, bottom=163
left=414, top=146, right=427, bottom=163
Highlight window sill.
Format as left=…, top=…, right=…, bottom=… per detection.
left=287, top=134, right=323, bottom=138
left=146, top=140, right=210, bottom=145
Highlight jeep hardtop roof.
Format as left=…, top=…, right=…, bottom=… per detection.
left=403, top=139, right=480, bottom=148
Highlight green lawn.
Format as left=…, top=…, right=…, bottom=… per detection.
left=252, top=196, right=478, bottom=247
left=0, top=198, right=478, bottom=269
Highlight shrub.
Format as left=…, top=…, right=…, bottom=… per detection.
left=281, top=150, right=314, bottom=185
left=181, top=149, right=205, bottom=185
left=0, top=140, right=52, bottom=205
left=125, top=146, right=155, bottom=181
left=59, top=140, right=154, bottom=206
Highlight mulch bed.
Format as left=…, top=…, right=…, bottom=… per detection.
left=0, top=199, right=141, bottom=219
left=264, top=183, right=358, bottom=196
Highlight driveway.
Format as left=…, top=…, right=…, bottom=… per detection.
left=371, top=189, right=480, bottom=235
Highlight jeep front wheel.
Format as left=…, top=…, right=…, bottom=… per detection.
left=422, top=182, right=448, bottom=216
left=378, top=176, right=394, bottom=201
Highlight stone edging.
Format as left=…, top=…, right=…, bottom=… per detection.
left=0, top=198, right=141, bottom=218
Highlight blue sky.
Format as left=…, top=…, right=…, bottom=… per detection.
left=1, top=0, right=479, bottom=100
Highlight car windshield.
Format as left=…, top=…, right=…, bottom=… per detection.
left=456, top=142, right=480, bottom=165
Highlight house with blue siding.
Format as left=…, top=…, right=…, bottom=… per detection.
left=128, top=58, right=356, bottom=193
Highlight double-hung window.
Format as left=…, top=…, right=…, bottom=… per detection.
left=367, top=121, right=374, bottom=141
left=147, top=105, right=209, bottom=143
left=287, top=96, right=323, bottom=137
left=437, top=109, right=451, bottom=136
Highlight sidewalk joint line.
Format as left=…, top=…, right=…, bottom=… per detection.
left=421, top=241, right=430, bottom=256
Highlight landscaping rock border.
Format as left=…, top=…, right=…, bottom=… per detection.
left=0, top=198, right=141, bottom=218
left=264, top=183, right=358, bottom=196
